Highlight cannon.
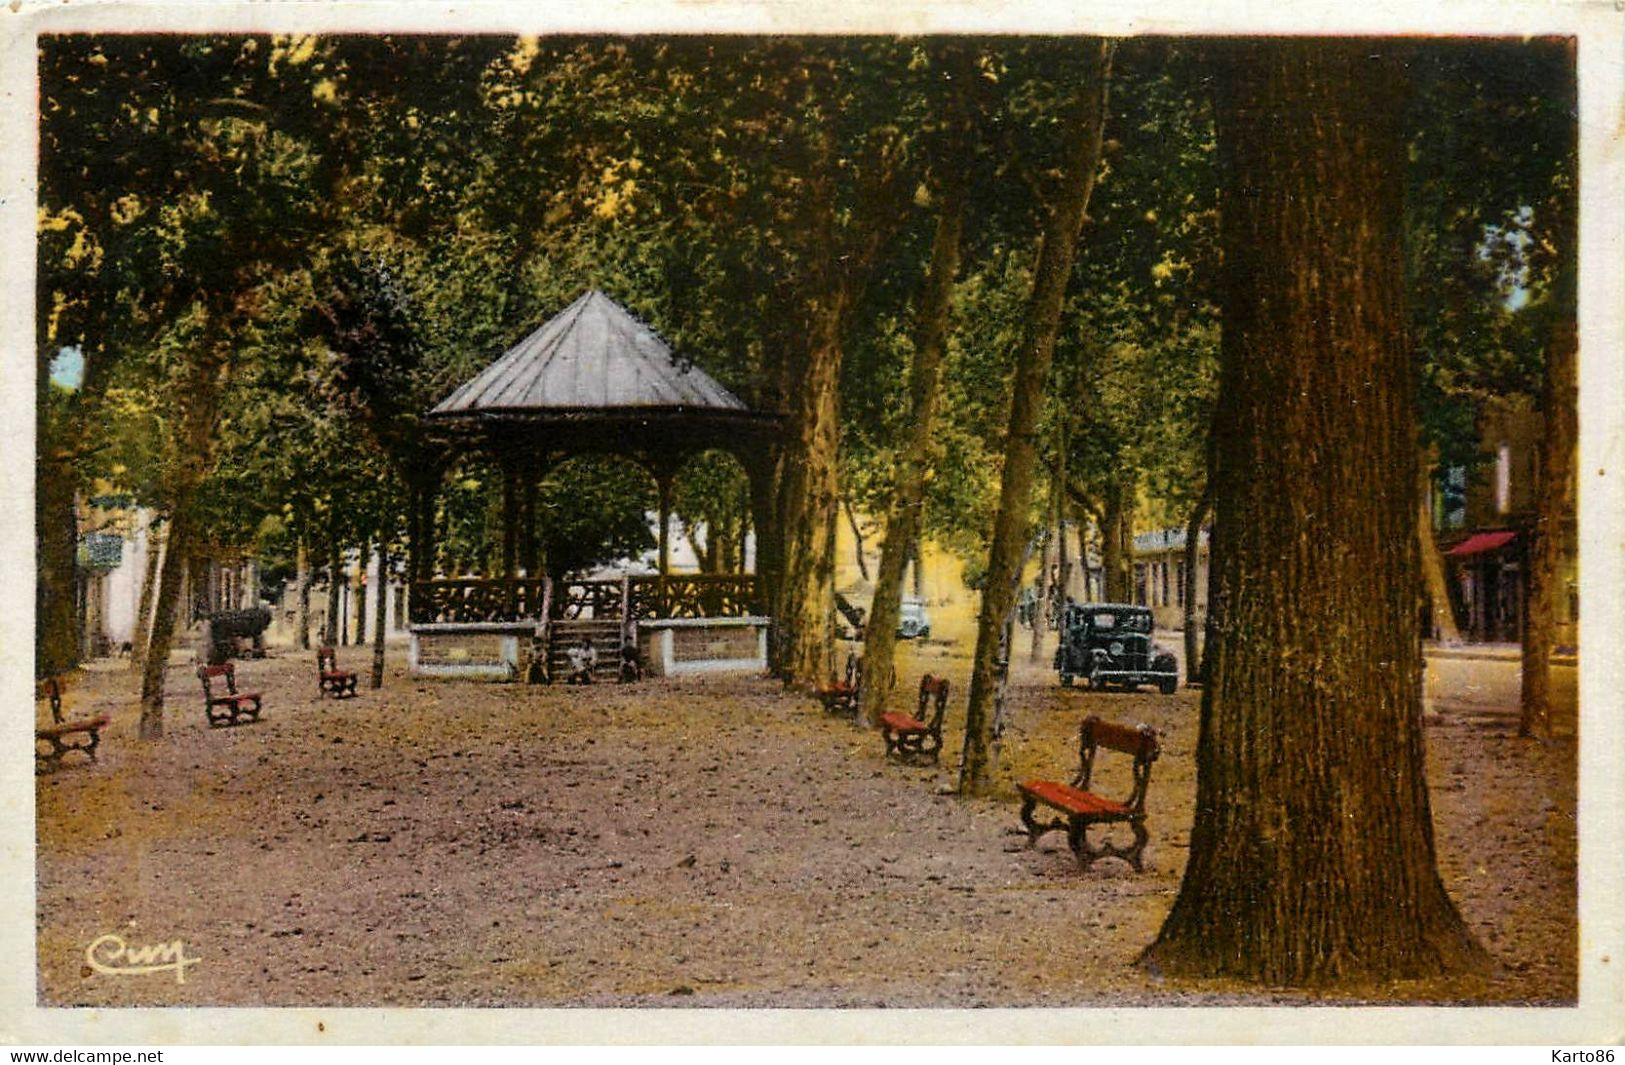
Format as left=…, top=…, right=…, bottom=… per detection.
left=205, top=607, right=272, bottom=665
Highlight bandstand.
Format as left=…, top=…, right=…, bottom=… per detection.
left=406, top=290, right=782, bottom=680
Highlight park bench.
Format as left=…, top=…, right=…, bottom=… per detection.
left=880, top=674, right=951, bottom=765
left=1017, top=716, right=1160, bottom=872
left=198, top=663, right=263, bottom=727
left=35, top=677, right=109, bottom=776
left=317, top=646, right=358, bottom=698
left=816, top=651, right=861, bottom=716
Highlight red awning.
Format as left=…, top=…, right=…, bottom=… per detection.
left=1447, top=530, right=1517, bottom=557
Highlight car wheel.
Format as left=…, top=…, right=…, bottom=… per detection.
left=919, top=627, right=930, bottom=639
left=1060, top=673, right=1073, bottom=688
left=1159, top=675, right=1177, bottom=696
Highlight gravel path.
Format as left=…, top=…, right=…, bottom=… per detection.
left=35, top=641, right=1576, bottom=1007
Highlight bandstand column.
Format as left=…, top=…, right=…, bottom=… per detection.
left=741, top=447, right=780, bottom=616
left=500, top=456, right=520, bottom=584
left=656, top=471, right=674, bottom=578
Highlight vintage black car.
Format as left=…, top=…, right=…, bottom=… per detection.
left=1054, top=602, right=1178, bottom=694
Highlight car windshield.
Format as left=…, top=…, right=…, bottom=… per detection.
left=1092, top=611, right=1151, bottom=633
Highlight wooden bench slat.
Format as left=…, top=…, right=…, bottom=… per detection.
left=879, top=711, right=928, bottom=734
left=1085, top=717, right=1158, bottom=756
left=1018, top=779, right=1132, bottom=819
left=37, top=715, right=110, bottom=739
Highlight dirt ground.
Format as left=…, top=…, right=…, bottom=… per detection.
left=34, top=637, right=1576, bottom=1008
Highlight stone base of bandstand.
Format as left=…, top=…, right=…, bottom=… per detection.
left=408, top=621, right=537, bottom=680
left=638, top=616, right=769, bottom=677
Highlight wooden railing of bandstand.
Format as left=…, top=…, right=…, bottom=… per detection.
left=409, top=574, right=762, bottom=626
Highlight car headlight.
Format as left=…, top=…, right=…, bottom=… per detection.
left=1109, top=641, right=1123, bottom=657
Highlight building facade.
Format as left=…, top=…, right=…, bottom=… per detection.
left=1435, top=395, right=1578, bottom=648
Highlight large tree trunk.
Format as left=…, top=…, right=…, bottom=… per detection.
left=1141, top=41, right=1484, bottom=985
left=959, top=39, right=1113, bottom=796
left=773, top=286, right=847, bottom=686
left=1183, top=485, right=1210, bottom=687
left=859, top=141, right=967, bottom=724
left=1100, top=478, right=1135, bottom=602
left=1520, top=262, right=1577, bottom=738
left=35, top=455, right=80, bottom=679
left=137, top=332, right=230, bottom=740
left=138, top=509, right=192, bottom=740
left=129, top=513, right=164, bottom=673
left=1417, top=453, right=1463, bottom=645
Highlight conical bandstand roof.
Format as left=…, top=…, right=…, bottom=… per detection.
left=431, top=290, right=748, bottom=417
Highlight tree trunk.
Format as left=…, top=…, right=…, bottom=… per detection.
left=1077, top=515, right=1092, bottom=600
left=1100, top=478, right=1134, bottom=602
left=137, top=330, right=231, bottom=739
left=1054, top=428, right=1072, bottom=614
left=842, top=499, right=871, bottom=583
left=859, top=147, right=967, bottom=723
left=138, top=509, right=192, bottom=740
left=130, top=514, right=164, bottom=674
left=356, top=537, right=370, bottom=647
left=960, top=39, right=1114, bottom=796
left=1520, top=262, right=1577, bottom=738
left=773, top=226, right=850, bottom=686
left=1029, top=523, right=1053, bottom=661
left=1141, top=40, right=1485, bottom=985
left=371, top=545, right=389, bottom=689
left=326, top=543, right=342, bottom=647
left=773, top=322, right=843, bottom=685
left=1183, top=485, right=1210, bottom=687
left=37, top=458, right=82, bottom=680
left=1417, top=453, right=1463, bottom=645
left=296, top=537, right=311, bottom=651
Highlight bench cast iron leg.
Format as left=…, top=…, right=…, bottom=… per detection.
left=1128, top=818, right=1149, bottom=872
left=1019, top=796, right=1043, bottom=846
left=1067, top=818, right=1097, bottom=871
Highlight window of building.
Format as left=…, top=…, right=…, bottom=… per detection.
left=1438, top=466, right=1467, bottom=530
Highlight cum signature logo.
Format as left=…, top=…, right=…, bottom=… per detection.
left=85, top=933, right=201, bottom=984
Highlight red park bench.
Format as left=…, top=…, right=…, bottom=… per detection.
left=1017, top=716, right=1160, bottom=872
left=197, top=662, right=263, bottom=727
left=35, top=676, right=109, bottom=776
left=816, top=651, right=861, bottom=717
left=880, top=674, right=951, bottom=765
left=317, top=646, right=358, bottom=698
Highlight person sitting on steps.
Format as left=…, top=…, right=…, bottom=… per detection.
left=566, top=638, right=597, bottom=685
left=619, top=642, right=642, bottom=683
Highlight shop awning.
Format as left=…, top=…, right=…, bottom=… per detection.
left=1447, top=530, right=1517, bottom=557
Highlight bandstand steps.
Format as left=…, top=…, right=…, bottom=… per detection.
left=545, top=619, right=626, bottom=680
